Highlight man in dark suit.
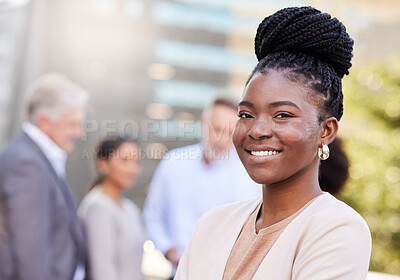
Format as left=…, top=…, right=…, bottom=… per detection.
left=0, top=74, right=88, bottom=280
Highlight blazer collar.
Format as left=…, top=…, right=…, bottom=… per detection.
left=211, top=197, right=263, bottom=278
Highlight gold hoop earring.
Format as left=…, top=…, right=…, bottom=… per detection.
left=318, top=144, right=330, bottom=160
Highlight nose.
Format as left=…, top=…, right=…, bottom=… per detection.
left=248, top=119, right=273, bottom=140
left=131, top=161, right=142, bottom=176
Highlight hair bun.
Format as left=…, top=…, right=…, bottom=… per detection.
left=255, top=6, right=354, bottom=77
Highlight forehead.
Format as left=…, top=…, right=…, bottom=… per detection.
left=59, top=108, right=85, bottom=121
left=208, top=104, right=237, bottom=124
left=113, top=142, right=139, bottom=157
left=242, top=71, right=312, bottom=108
left=210, top=104, right=236, bottom=116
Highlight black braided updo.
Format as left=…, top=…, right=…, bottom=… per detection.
left=249, top=6, right=354, bottom=121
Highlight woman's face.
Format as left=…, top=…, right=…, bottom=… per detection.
left=100, top=142, right=142, bottom=189
left=232, top=70, right=323, bottom=185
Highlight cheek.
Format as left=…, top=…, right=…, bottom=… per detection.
left=134, top=163, right=142, bottom=175
left=276, top=122, right=320, bottom=156
left=54, top=126, right=73, bottom=142
left=107, top=161, right=124, bottom=176
left=62, top=122, right=82, bottom=136
left=232, top=121, right=247, bottom=146
left=276, top=120, right=318, bottom=141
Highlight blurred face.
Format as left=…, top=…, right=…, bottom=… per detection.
left=99, top=142, right=142, bottom=190
left=38, top=108, right=85, bottom=152
left=202, top=104, right=237, bottom=160
left=232, top=71, right=323, bottom=185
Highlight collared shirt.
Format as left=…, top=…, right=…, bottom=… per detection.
left=23, top=122, right=67, bottom=178
left=143, top=143, right=261, bottom=267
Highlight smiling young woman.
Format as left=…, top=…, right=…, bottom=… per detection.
left=175, top=6, right=371, bottom=280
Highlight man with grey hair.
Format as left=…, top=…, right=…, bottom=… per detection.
left=0, top=73, right=88, bottom=280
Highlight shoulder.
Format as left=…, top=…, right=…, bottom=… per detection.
left=196, top=197, right=261, bottom=231
left=0, top=133, right=45, bottom=171
left=307, top=193, right=369, bottom=227
left=297, top=193, right=371, bottom=245
left=177, top=197, right=261, bottom=276
left=122, top=197, right=141, bottom=215
left=79, top=189, right=116, bottom=220
left=287, top=194, right=371, bottom=279
left=0, top=135, right=54, bottom=191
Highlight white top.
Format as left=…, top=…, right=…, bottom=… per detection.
left=176, top=193, right=372, bottom=280
left=78, top=187, right=146, bottom=280
left=23, top=122, right=67, bottom=178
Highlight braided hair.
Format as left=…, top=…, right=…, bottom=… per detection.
left=249, top=6, right=354, bottom=121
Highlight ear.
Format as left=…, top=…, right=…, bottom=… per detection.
left=320, top=117, right=339, bottom=146
left=36, top=114, right=51, bottom=130
left=97, top=159, right=109, bottom=175
left=36, top=114, right=45, bottom=123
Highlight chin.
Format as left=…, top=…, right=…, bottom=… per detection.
left=59, top=146, right=72, bottom=153
left=248, top=174, right=271, bottom=185
left=59, top=142, right=75, bottom=153
left=245, top=168, right=278, bottom=185
left=122, top=182, right=135, bottom=190
left=124, top=186, right=135, bottom=191
left=244, top=168, right=265, bottom=184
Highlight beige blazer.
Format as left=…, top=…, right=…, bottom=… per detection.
left=175, top=193, right=371, bottom=280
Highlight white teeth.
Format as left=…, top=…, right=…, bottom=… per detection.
left=250, top=150, right=280, bottom=156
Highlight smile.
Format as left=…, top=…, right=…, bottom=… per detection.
left=250, top=150, right=281, bottom=156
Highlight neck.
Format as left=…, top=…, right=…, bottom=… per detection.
left=202, top=150, right=213, bottom=165
left=257, top=162, right=322, bottom=231
left=100, top=179, right=123, bottom=206
left=202, top=146, right=231, bottom=165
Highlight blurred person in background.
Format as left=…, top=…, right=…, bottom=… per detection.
left=143, top=97, right=261, bottom=278
left=0, top=73, right=88, bottom=280
left=78, top=136, right=146, bottom=280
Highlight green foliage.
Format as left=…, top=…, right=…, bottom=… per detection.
left=339, top=57, right=400, bottom=275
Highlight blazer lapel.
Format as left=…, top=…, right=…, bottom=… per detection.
left=57, top=176, right=87, bottom=257
left=202, top=198, right=262, bottom=279
left=23, top=133, right=87, bottom=260
left=252, top=194, right=327, bottom=280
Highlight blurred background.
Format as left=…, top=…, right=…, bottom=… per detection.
left=1, top=0, right=400, bottom=277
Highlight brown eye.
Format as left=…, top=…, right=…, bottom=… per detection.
left=238, top=113, right=253, bottom=119
left=275, top=113, right=293, bottom=119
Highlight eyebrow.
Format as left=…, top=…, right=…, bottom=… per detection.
left=238, top=100, right=300, bottom=110
left=238, top=101, right=254, bottom=108
left=269, top=101, right=300, bottom=109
